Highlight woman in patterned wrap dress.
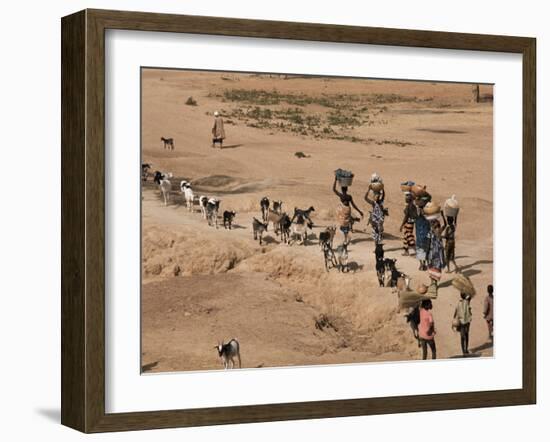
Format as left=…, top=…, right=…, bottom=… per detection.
left=400, top=192, right=417, bottom=256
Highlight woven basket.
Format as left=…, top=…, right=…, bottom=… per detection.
left=452, top=274, right=476, bottom=297
left=423, top=201, right=441, bottom=216
left=398, top=290, right=425, bottom=310
left=411, top=184, right=427, bottom=197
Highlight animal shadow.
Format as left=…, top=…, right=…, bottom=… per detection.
left=229, top=224, right=247, bottom=230
left=347, top=261, right=364, bottom=272
left=349, top=237, right=370, bottom=245
left=381, top=232, right=401, bottom=240
left=262, top=235, right=279, bottom=245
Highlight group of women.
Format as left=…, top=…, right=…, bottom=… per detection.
left=332, top=174, right=459, bottom=283
left=332, top=173, right=387, bottom=246
left=398, top=184, right=459, bottom=282
left=331, top=174, right=496, bottom=359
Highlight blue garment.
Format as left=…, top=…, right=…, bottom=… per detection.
left=415, top=215, right=430, bottom=260
left=427, top=230, right=446, bottom=270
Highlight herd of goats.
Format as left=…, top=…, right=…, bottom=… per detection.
left=143, top=164, right=407, bottom=288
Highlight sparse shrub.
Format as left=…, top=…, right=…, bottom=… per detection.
left=185, top=96, right=198, bottom=106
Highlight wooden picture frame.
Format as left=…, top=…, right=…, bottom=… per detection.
left=61, top=9, right=536, bottom=433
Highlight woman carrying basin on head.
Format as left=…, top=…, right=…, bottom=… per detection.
left=333, top=173, right=363, bottom=246
left=364, top=173, right=387, bottom=245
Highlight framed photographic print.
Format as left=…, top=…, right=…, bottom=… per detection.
left=61, top=9, right=536, bottom=433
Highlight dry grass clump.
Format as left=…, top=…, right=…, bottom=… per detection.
left=232, top=245, right=417, bottom=355
left=142, top=225, right=257, bottom=280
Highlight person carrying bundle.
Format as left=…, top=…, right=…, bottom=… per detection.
left=365, top=173, right=387, bottom=245
left=399, top=184, right=417, bottom=256
left=453, top=292, right=473, bottom=356
left=425, top=216, right=446, bottom=283
left=333, top=176, right=363, bottom=245
left=442, top=195, right=460, bottom=273
left=442, top=216, right=459, bottom=273
left=411, top=186, right=431, bottom=271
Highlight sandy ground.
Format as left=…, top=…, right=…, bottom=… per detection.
left=141, top=70, right=494, bottom=373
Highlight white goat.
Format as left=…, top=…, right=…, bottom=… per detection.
left=159, top=172, right=173, bottom=206
left=180, top=181, right=194, bottom=211
left=199, top=196, right=208, bottom=219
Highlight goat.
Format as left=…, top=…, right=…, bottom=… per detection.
left=199, top=196, right=208, bottom=219
left=153, top=171, right=172, bottom=206
left=260, top=197, right=270, bottom=222
left=180, top=181, right=194, bottom=212
left=334, top=242, right=349, bottom=273
left=374, top=243, right=386, bottom=287
left=397, top=275, right=412, bottom=292
left=374, top=243, right=385, bottom=261
left=289, top=213, right=308, bottom=245
left=319, top=226, right=336, bottom=250
left=223, top=210, right=236, bottom=230
left=319, top=227, right=338, bottom=272
left=279, top=213, right=292, bottom=244
left=375, top=259, right=386, bottom=287
left=293, top=206, right=315, bottom=225
left=153, top=170, right=164, bottom=185
left=141, top=163, right=152, bottom=182
left=215, top=339, right=241, bottom=369
left=206, top=198, right=220, bottom=228
left=384, top=258, right=405, bottom=288
left=159, top=179, right=172, bottom=206
left=252, top=217, right=268, bottom=245
left=272, top=200, right=283, bottom=215
left=161, top=136, right=174, bottom=150
left=405, top=305, right=421, bottom=347
left=266, top=209, right=284, bottom=236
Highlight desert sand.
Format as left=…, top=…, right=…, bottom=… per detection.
left=141, top=69, right=494, bottom=373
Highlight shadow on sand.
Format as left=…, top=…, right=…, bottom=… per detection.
left=142, top=361, right=160, bottom=373
left=437, top=268, right=482, bottom=288
left=469, top=341, right=494, bottom=354
left=457, top=259, right=493, bottom=272
left=347, top=261, right=364, bottom=272
left=449, top=352, right=483, bottom=359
